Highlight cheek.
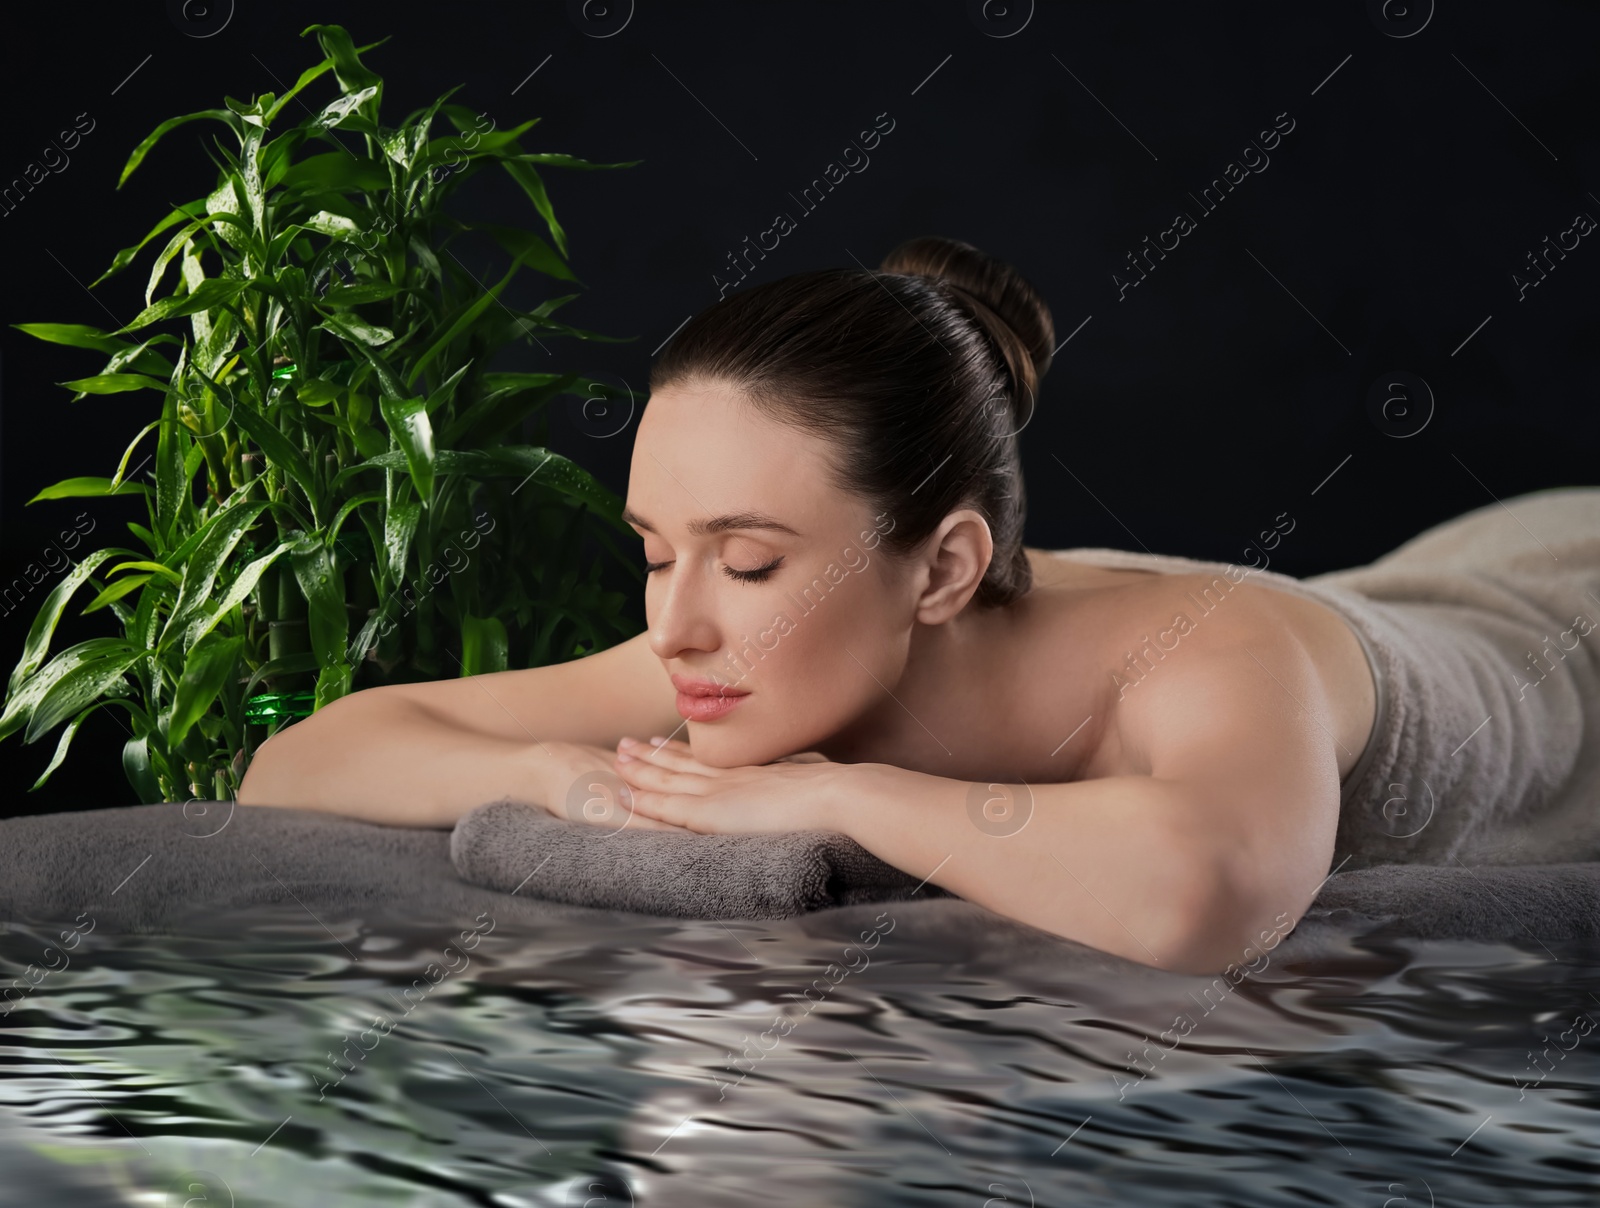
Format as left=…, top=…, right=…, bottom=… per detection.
left=713, top=572, right=903, bottom=757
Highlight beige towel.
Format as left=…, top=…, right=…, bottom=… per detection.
left=1050, top=486, right=1600, bottom=869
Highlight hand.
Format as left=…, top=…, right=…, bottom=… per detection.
left=533, top=740, right=692, bottom=832
left=611, top=736, right=847, bottom=835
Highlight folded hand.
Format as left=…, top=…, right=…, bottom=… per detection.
left=612, top=736, right=846, bottom=835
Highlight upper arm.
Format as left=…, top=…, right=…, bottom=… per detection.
left=1121, top=632, right=1343, bottom=953
left=369, top=627, right=681, bottom=747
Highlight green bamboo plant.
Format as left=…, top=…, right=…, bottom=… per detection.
left=1, top=24, right=646, bottom=803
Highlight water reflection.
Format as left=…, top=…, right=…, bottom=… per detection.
left=1, top=906, right=1596, bottom=1206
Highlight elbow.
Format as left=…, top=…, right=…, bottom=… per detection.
left=236, top=725, right=296, bottom=807
left=236, top=691, right=362, bottom=808
left=1153, top=852, right=1299, bottom=977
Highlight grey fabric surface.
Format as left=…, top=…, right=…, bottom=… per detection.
left=2, top=804, right=1597, bottom=958
left=1054, top=485, right=1600, bottom=870
left=449, top=798, right=953, bottom=917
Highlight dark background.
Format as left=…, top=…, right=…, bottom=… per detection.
left=2, top=0, right=1595, bottom=816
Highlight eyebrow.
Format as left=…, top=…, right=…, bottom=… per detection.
left=621, top=506, right=801, bottom=538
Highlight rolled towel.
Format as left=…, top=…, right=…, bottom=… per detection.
left=449, top=798, right=955, bottom=918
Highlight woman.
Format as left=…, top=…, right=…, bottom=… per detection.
left=236, top=236, right=1479, bottom=974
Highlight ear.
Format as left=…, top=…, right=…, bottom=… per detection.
left=914, top=509, right=994, bottom=624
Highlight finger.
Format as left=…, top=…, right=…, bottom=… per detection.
left=614, top=742, right=710, bottom=780
left=619, top=808, right=693, bottom=833
left=624, top=789, right=709, bottom=834
left=619, top=735, right=702, bottom=772
left=614, top=756, right=709, bottom=796
left=558, top=787, right=690, bottom=833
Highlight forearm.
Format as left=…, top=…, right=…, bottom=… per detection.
left=237, top=689, right=552, bottom=829
left=832, top=765, right=1236, bottom=972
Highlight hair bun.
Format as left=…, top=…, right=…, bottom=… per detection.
left=879, top=236, right=1055, bottom=422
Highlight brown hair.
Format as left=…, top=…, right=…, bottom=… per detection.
left=649, top=236, right=1055, bottom=608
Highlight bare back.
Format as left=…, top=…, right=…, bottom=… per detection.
left=1021, top=549, right=1378, bottom=789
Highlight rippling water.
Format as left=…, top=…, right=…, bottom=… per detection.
left=2, top=905, right=1597, bottom=1207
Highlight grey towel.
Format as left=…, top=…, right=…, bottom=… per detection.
left=2, top=804, right=1596, bottom=951
left=1052, top=486, right=1600, bottom=870
left=448, top=798, right=951, bottom=918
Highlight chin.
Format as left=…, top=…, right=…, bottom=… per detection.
left=684, top=709, right=806, bottom=768
left=687, top=726, right=770, bottom=768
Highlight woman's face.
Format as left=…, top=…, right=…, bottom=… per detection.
left=624, top=377, right=912, bottom=767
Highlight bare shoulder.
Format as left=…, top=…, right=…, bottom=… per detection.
left=1105, top=590, right=1343, bottom=901
left=1107, top=577, right=1329, bottom=772
left=370, top=627, right=681, bottom=747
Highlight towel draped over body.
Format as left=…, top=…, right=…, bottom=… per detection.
left=1051, top=486, right=1600, bottom=870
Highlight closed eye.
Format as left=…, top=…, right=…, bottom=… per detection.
left=724, top=556, right=784, bottom=583
left=643, top=556, right=785, bottom=583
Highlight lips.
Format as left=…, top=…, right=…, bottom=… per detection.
left=670, top=674, right=749, bottom=722
left=669, top=673, right=748, bottom=698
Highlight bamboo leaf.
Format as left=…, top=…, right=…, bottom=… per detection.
left=24, top=644, right=145, bottom=744
left=503, top=159, right=568, bottom=258
left=143, top=214, right=214, bottom=306
left=115, top=278, right=251, bottom=335
left=4, top=550, right=124, bottom=697
left=122, top=733, right=163, bottom=804
left=320, top=281, right=402, bottom=306
left=161, top=498, right=270, bottom=646
left=317, top=311, right=394, bottom=347
left=313, top=660, right=353, bottom=712
left=300, top=209, right=361, bottom=237
left=293, top=376, right=343, bottom=407
left=471, top=223, right=578, bottom=283
left=277, top=151, right=389, bottom=194
left=184, top=542, right=292, bottom=648
left=407, top=253, right=525, bottom=388
left=290, top=537, right=350, bottom=707
left=82, top=573, right=155, bottom=614
left=166, top=634, right=245, bottom=750
left=241, top=652, right=321, bottom=704
left=57, top=373, right=169, bottom=395
left=382, top=500, right=420, bottom=586
left=27, top=477, right=149, bottom=504
left=12, top=323, right=132, bottom=354
left=341, top=335, right=409, bottom=402
left=309, top=85, right=380, bottom=135
left=265, top=51, right=340, bottom=125
left=31, top=703, right=99, bottom=790
left=439, top=371, right=575, bottom=448
left=424, top=361, right=472, bottom=417
left=459, top=614, right=509, bottom=677
left=103, top=336, right=179, bottom=380
left=126, top=522, right=160, bottom=555
left=515, top=152, right=644, bottom=171
left=2, top=636, right=126, bottom=743
left=379, top=394, right=435, bottom=504
left=301, top=25, right=385, bottom=116
left=110, top=420, right=162, bottom=491
left=120, top=110, right=241, bottom=188
left=107, top=560, right=184, bottom=586
left=155, top=368, right=186, bottom=544
left=229, top=403, right=320, bottom=508
left=327, top=491, right=383, bottom=547
left=91, top=199, right=208, bottom=285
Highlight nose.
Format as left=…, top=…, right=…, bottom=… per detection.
left=647, top=561, right=722, bottom=664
